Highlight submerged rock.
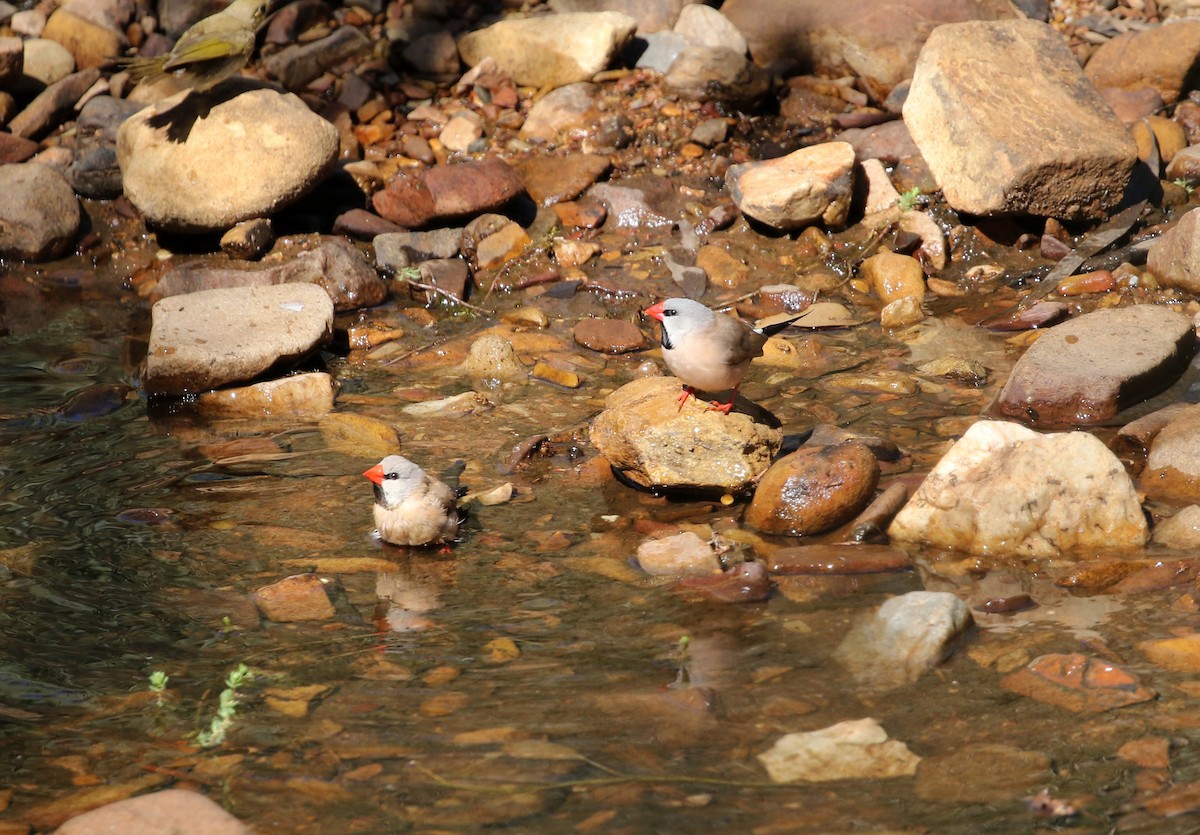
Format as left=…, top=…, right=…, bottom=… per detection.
left=589, top=376, right=782, bottom=492
left=888, top=420, right=1148, bottom=557
left=144, top=283, right=334, bottom=397
left=194, top=372, right=335, bottom=420
left=54, top=789, right=251, bottom=835
left=833, top=591, right=973, bottom=688
left=1144, top=405, right=1200, bottom=502
left=757, top=718, right=921, bottom=783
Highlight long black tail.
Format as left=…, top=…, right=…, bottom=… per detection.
left=755, top=308, right=812, bottom=337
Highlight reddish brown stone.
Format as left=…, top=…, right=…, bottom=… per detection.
left=371, top=169, right=437, bottom=227
left=426, top=156, right=525, bottom=218
left=553, top=198, right=607, bottom=229
left=517, top=153, right=612, bottom=206
left=0, top=131, right=36, bottom=164
left=572, top=318, right=647, bottom=354
left=1000, top=653, right=1156, bottom=713
left=253, top=573, right=335, bottom=622
left=671, top=561, right=771, bottom=603
left=744, top=442, right=880, bottom=536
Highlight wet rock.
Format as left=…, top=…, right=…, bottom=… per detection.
left=859, top=158, right=902, bottom=215
left=757, top=718, right=920, bottom=783
left=834, top=590, right=972, bottom=688
left=519, top=82, right=599, bottom=144
left=880, top=295, right=925, bottom=328
left=0, top=162, right=79, bottom=261
left=917, top=354, right=988, bottom=385
left=372, top=156, right=525, bottom=228
left=549, top=0, right=692, bottom=33
left=220, top=218, right=274, bottom=261
left=333, top=208, right=403, bottom=239
left=194, top=372, right=335, bottom=420
left=457, top=12, right=637, bottom=89
left=915, top=744, right=1051, bottom=804
left=589, top=376, right=782, bottom=492
left=1153, top=504, right=1200, bottom=549
left=587, top=182, right=675, bottom=228
left=1000, top=653, right=1157, bottom=713
left=690, top=117, right=729, bottom=147
left=439, top=110, right=483, bottom=152
left=904, top=19, right=1137, bottom=220
left=768, top=544, right=912, bottom=574
left=318, top=413, right=401, bottom=456
left=118, top=88, right=339, bottom=233
left=154, top=237, right=386, bottom=312
left=981, top=299, right=1068, bottom=331
left=0, top=132, right=38, bottom=164
left=418, top=259, right=471, bottom=303
left=636, top=531, right=721, bottom=575
left=55, top=383, right=133, bottom=423
left=400, top=391, right=493, bottom=418
left=554, top=197, right=608, bottom=229
left=552, top=238, right=600, bottom=267
left=744, top=442, right=880, bottom=536
left=1085, top=21, right=1200, bottom=106
left=144, top=283, right=334, bottom=397
left=671, top=561, right=772, bottom=603
left=517, top=153, right=612, bottom=205
left=1145, top=207, right=1200, bottom=294
left=264, top=25, right=371, bottom=90
left=862, top=250, right=925, bottom=304
left=898, top=209, right=947, bottom=270
left=253, top=573, right=335, bottom=622
left=9, top=66, right=98, bottom=139
left=663, top=45, right=768, bottom=108
left=696, top=245, right=747, bottom=288
left=1139, top=634, right=1200, bottom=673
left=573, top=318, right=646, bottom=353
left=726, top=141, right=854, bottom=231
left=55, top=788, right=251, bottom=835
left=469, top=219, right=531, bottom=270
left=42, top=6, right=125, bottom=70
left=463, top=333, right=528, bottom=387
left=1144, top=405, right=1200, bottom=501
left=994, top=305, right=1194, bottom=427
left=374, top=228, right=463, bottom=271
left=888, top=420, right=1148, bottom=557
left=722, top=0, right=1019, bottom=90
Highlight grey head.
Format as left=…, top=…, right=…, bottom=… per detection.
left=375, top=455, right=426, bottom=507
left=657, top=298, right=715, bottom=349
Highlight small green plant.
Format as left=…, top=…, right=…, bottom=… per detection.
left=671, top=635, right=691, bottom=688
left=897, top=187, right=922, bottom=211
left=1172, top=177, right=1195, bottom=194
left=148, top=670, right=169, bottom=693
left=196, top=663, right=252, bottom=748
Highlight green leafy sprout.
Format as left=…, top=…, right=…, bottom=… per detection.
left=196, top=663, right=253, bottom=748
left=148, top=670, right=169, bottom=693
left=897, top=187, right=922, bottom=211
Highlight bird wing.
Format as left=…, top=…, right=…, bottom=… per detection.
left=714, top=314, right=767, bottom=366
left=164, top=27, right=254, bottom=69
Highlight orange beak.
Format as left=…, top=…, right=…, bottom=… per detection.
left=644, top=301, right=665, bottom=321
left=363, top=464, right=385, bottom=485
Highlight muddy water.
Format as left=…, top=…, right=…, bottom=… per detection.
left=1, top=199, right=1198, bottom=834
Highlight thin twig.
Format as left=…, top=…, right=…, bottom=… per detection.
left=409, top=763, right=787, bottom=794
left=404, top=280, right=493, bottom=314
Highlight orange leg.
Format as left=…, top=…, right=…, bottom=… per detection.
left=676, top=385, right=697, bottom=412
left=706, top=386, right=739, bottom=414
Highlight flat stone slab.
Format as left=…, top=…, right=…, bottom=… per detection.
left=144, top=283, right=334, bottom=397
left=995, top=305, right=1195, bottom=427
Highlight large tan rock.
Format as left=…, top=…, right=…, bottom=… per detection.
left=589, top=376, right=782, bottom=492
left=118, top=88, right=338, bottom=233
left=725, top=141, right=855, bottom=231
left=55, top=789, right=251, bottom=835
left=888, top=420, right=1148, bottom=557
left=1147, top=207, right=1200, bottom=294
left=1085, top=21, right=1200, bottom=106
left=904, top=19, right=1137, bottom=220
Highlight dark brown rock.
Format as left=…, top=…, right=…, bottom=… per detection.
left=671, top=561, right=772, bottom=603
left=333, top=208, right=404, bottom=239
left=994, top=305, right=1195, bottom=428
left=0, top=36, right=22, bottom=87
left=572, top=318, right=647, bottom=354
left=768, top=544, right=912, bottom=574
left=418, top=258, right=471, bottom=302
left=9, top=66, right=100, bottom=139
left=744, top=442, right=880, bottom=535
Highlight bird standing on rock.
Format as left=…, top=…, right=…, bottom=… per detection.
left=121, top=0, right=271, bottom=91
left=363, top=455, right=460, bottom=547
left=644, top=298, right=809, bottom=414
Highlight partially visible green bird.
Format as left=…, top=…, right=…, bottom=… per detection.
left=122, top=0, right=272, bottom=91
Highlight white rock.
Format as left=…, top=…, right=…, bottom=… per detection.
left=21, top=37, right=73, bottom=84
left=834, top=591, right=973, bottom=688
left=888, top=420, right=1148, bottom=557
left=673, top=4, right=747, bottom=54
left=757, top=718, right=921, bottom=783
left=457, top=12, right=637, bottom=89
left=118, top=88, right=338, bottom=233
